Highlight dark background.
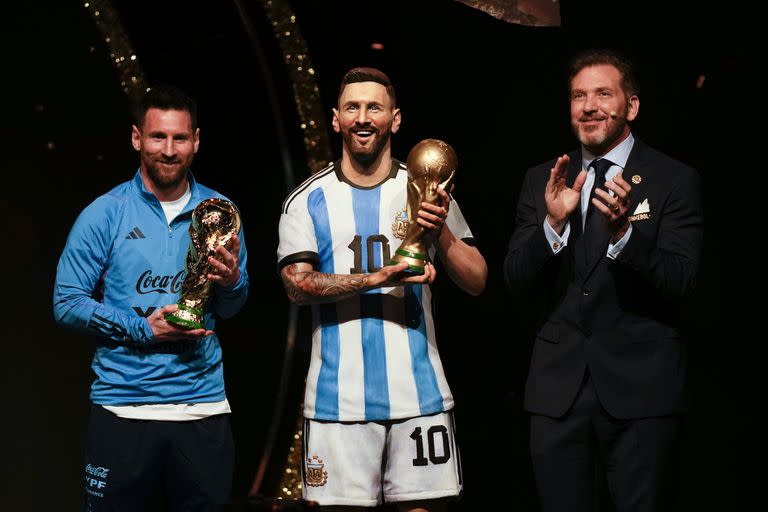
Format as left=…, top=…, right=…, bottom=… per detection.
left=2, top=1, right=762, bottom=510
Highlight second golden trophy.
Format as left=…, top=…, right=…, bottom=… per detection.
left=165, top=198, right=241, bottom=329
left=388, top=139, right=457, bottom=274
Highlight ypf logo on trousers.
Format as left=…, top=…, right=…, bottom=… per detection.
left=84, top=464, right=110, bottom=497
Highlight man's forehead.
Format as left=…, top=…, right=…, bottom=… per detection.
left=572, top=65, right=621, bottom=86
left=339, top=82, right=391, bottom=104
left=142, top=108, right=193, bottom=130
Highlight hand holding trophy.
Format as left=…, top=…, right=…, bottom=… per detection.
left=388, top=139, right=457, bottom=275
left=165, top=198, right=241, bottom=329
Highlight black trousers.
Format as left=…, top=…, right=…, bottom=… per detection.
left=530, top=373, right=683, bottom=512
left=83, top=405, right=234, bottom=512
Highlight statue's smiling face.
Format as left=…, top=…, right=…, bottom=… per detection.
left=333, top=81, right=400, bottom=165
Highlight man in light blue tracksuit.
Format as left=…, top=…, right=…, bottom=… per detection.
left=54, top=85, right=248, bottom=511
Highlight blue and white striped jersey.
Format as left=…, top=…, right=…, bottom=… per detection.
left=278, top=159, right=474, bottom=421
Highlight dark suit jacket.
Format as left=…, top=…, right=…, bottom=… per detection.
left=504, top=138, right=703, bottom=419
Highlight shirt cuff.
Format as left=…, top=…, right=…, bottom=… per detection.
left=607, top=223, right=633, bottom=259
left=544, top=219, right=569, bottom=254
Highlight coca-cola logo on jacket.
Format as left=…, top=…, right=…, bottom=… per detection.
left=135, top=269, right=185, bottom=294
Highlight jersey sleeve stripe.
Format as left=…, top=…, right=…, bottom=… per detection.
left=282, top=163, right=335, bottom=214
left=277, top=251, right=320, bottom=272
left=89, top=314, right=129, bottom=340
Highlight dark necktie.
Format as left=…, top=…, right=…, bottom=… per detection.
left=583, top=158, right=614, bottom=258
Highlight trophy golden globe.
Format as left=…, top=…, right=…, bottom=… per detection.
left=387, top=139, right=457, bottom=275
left=165, top=198, right=241, bottom=329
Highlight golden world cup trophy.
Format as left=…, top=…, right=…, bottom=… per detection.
left=165, top=198, right=241, bottom=329
left=388, top=139, right=457, bottom=275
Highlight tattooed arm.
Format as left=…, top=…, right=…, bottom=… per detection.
left=281, top=261, right=436, bottom=305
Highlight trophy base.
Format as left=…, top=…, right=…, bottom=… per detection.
left=165, top=303, right=204, bottom=330
left=387, top=248, right=428, bottom=275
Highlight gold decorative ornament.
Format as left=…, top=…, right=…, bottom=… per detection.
left=83, top=0, right=147, bottom=101
left=259, top=0, right=332, bottom=174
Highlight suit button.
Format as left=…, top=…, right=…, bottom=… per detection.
left=582, top=288, right=592, bottom=296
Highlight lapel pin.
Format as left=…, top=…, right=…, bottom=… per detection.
left=631, top=174, right=642, bottom=184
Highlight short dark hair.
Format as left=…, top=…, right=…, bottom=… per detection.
left=338, top=67, right=397, bottom=107
left=567, top=48, right=639, bottom=97
left=133, top=84, right=198, bottom=131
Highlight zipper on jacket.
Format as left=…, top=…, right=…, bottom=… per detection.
left=166, top=223, right=174, bottom=257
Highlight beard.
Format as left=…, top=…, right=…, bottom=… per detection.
left=572, top=117, right=624, bottom=154
left=343, top=127, right=392, bottom=166
left=144, top=158, right=189, bottom=191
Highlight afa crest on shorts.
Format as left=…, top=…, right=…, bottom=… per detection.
left=392, top=208, right=408, bottom=240
left=305, top=455, right=328, bottom=487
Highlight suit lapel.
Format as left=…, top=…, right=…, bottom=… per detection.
left=620, top=140, right=650, bottom=221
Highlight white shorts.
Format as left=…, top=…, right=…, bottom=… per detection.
left=302, top=411, right=462, bottom=506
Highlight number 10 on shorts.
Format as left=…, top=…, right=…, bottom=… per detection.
left=410, top=425, right=451, bottom=466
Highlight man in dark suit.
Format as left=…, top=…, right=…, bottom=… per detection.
left=504, top=48, right=703, bottom=511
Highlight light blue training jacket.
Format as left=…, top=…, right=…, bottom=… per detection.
left=54, top=170, right=248, bottom=405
